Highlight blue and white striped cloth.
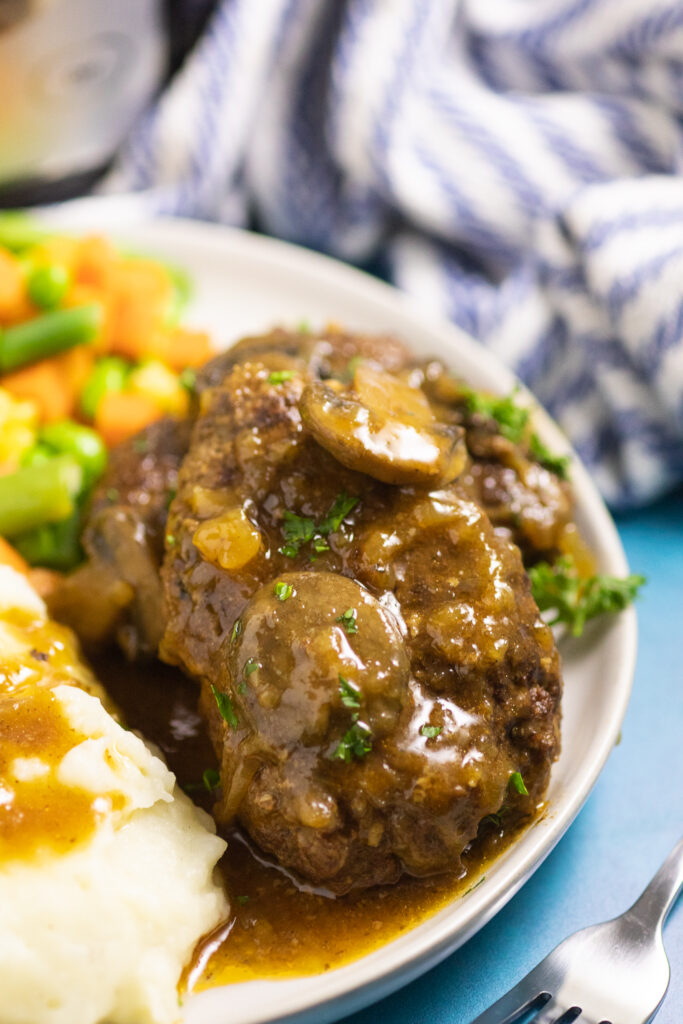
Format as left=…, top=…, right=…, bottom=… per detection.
left=102, top=0, right=683, bottom=507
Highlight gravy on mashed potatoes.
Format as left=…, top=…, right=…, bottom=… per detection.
left=0, top=566, right=228, bottom=1024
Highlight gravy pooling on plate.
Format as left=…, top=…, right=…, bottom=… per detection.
left=94, top=649, right=537, bottom=987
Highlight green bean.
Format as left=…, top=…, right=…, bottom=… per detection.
left=15, top=508, right=83, bottom=571
left=0, top=455, right=82, bottom=538
left=41, top=420, right=107, bottom=486
left=27, top=264, right=70, bottom=309
left=0, top=304, right=102, bottom=372
left=0, top=213, right=49, bottom=252
left=80, top=357, right=129, bottom=420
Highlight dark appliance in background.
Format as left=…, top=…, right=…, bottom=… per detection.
left=0, top=0, right=219, bottom=206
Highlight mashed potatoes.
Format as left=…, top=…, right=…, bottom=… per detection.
left=0, top=566, right=228, bottom=1024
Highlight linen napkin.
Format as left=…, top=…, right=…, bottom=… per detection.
left=102, top=0, right=683, bottom=507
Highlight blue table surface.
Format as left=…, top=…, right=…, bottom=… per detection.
left=341, top=487, right=683, bottom=1024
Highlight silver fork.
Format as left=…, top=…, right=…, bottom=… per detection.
left=470, top=837, right=683, bottom=1024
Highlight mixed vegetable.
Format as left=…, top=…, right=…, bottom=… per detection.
left=0, top=213, right=213, bottom=570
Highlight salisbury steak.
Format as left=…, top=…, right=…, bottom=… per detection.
left=160, top=340, right=562, bottom=893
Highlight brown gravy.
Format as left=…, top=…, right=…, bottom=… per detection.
left=0, top=613, right=118, bottom=864
left=94, top=650, right=528, bottom=991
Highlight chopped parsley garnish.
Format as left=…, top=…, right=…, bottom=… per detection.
left=274, top=580, right=293, bottom=601
left=529, top=433, right=571, bottom=479
left=210, top=684, right=239, bottom=729
left=202, top=768, right=221, bottom=792
left=106, top=487, right=119, bottom=502
left=463, top=875, right=486, bottom=896
left=268, top=370, right=295, bottom=385
left=463, top=385, right=570, bottom=477
left=529, top=556, right=645, bottom=637
left=482, top=811, right=504, bottom=829
left=338, top=675, right=361, bottom=710
left=237, top=681, right=247, bottom=694
left=236, top=894, right=250, bottom=906
left=336, top=608, right=358, bottom=634
left=280, top=510, right=317, bottom=557
left=231, top=618, right=242, bottom=644
left=318, top=492, right=359, bottom=535
left=509, top=771, right=529, bottom=796
left=166, top=533, right=176, bottom=547
left=133, top=436, right=149, bottom=454
left=297, top=319, right=310, bottom=333
left=420, top=724, right=442, bottom=739
left=244, top=658, right=259, bottom=676
left=332, top=721, right=372, bottom=762
left=333, top=673, right=371, bottom=761
left=463, top=387, right=529, bottom=443
left=279, top=492, right=358, bottom=559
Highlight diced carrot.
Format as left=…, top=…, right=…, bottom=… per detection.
left=106, top=259, right=173, bottom=362
left=0, top=296, right=37, bottom=327
left=0, top=536, right=29, bottom=575
left=94, top=390, right=162, bottom=447
left=0, top=249, right=28, bottom=323
left=147, top=326, right=214, bottom=371
left=2, top=359, right=74, bottom=422
left=1, top=345, right=93, bottom=422
left=74, top=235, right=117, bottom=289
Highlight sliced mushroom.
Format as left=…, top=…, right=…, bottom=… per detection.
left=300, top=364, right=467, bottom=487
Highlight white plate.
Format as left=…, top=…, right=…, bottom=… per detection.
left=42, top=211, right=637, bottom=1024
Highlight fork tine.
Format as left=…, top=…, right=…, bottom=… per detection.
left=531, top=1000, right=581, bottom=1024
left=468, top=984, right=551, bottom=1024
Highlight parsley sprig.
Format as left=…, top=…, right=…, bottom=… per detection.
left=420, top=724, right=442, bottom=739
left=338, top=674, right=361, bottom=709
left=181, top=767, right=221, bottom=795
left=268, top=370, right=295, bottom=385
left=211, top=684, right=239, bottom=729
left=463, top=387, right=529, bottom=443
left=529, top=556, right=645, bottom=636
left=462, top=386, right=570, bottom=479
left=509, top=771, right=529, bottom=796
left=274, top=580, right=293, bottom=601
left=529, top=433, right=570, bottom=479
left=333, top=721, right=372, bottom=762
left=280, top=510, right=316, bottom=557
left=202, top=768, right=221, bottom=792
left=332, top=674, right=372, bottom=761
left=279, top=492, right=359, bottom=559
left=336, top=608, right=358, bottom=634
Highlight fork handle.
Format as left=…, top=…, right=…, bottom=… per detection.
left=627, top=836, right=683, bottom=932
